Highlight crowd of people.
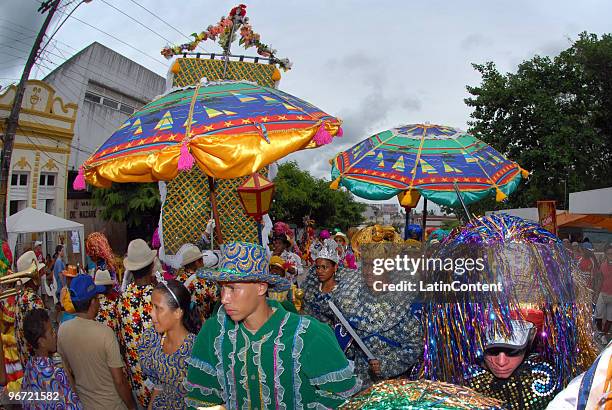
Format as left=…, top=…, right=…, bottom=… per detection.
left=0, top=222, right=609, bottom=409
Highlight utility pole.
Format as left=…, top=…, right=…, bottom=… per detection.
left=0, top=0, right=62, bottom=241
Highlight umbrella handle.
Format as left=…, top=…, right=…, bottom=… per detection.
left=453, top=182, right=472, bottom=223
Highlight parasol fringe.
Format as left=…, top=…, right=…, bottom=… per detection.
left=520, top=168, right=530, bottom=178
left=313, top=123, right=333, bottom=146
left=336, top=126, right=344, bottom=137
left=73, top=166, right=86, bottom=191
left=495, top=187, right=507, bottom=202
left=330, top=176, right=341, bottom=190
left=178, top=142, right=195, bottom=171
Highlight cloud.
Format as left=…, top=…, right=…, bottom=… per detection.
left=0, top=1, right=45, bottom=86
left=461, top=34, right=493, bottom=50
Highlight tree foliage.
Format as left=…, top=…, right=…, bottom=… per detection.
left=464, top=32, right=612, bottom=211
left=270, top=162, right=367, bottom=231
left=92, top=183, right=161, bottom=228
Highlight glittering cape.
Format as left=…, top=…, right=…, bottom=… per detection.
left=184, top=300, right=360, bottom=409
left=340, top=379, right=503, bottom=410
left=420, top=214, right=598, bottom=388
left=302, top=266, right=423, bottom=387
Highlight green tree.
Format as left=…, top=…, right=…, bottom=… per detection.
left=464, top=32, right=612, bottom=211
left=92, top=183, right=161, bottom=228
left=270, top=162, right=366, bottom=231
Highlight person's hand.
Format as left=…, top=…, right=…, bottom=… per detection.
left=369, top=359, right=381, bottom=377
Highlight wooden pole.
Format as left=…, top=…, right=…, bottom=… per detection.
left=421, top=198, right=428, bottom=240
left=207, top=176, right=224, bottom=244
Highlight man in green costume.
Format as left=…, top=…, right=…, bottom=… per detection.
left=185, top=241, right=361, bottom=409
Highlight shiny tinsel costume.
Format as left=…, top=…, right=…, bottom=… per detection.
left=465, top=353, right=558, bottom=410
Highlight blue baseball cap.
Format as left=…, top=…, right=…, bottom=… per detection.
left=70, top=274, right=105, bottom=302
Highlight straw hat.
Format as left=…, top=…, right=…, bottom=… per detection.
left=94, top=269, right=114, bottom=286
left=63, top=265, right=78, bottom=278
left=123, top=239, right=156, bottom=271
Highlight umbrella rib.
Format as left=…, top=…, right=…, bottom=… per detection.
left=336, top=132, right=401, bottom=179
left=450, top=135, right=501, bottom=190
left=406, top=126, right=429, bottom=191
left=184, top=81, right=203, bottom=142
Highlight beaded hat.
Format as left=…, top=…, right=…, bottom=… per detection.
left=197, top=242, right=289, bottom=291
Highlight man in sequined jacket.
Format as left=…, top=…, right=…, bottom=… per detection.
left=465, top=319, right=559, bottom=410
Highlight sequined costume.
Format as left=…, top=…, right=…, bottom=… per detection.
left=464, top=353, right=558, bottom=409
left=15, top=289, right=44, bottom=366
left=185, top=300, right=360, bottom=409
left=137, top=329, right=195, bottom=410
left=302, top=266, right=423, bottom=388
left=117, top=282, right=154, bottom=408
left=21, top=356, right=83, bottom=409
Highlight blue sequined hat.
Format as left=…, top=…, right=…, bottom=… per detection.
left=196, top=242, right=290, bottom=291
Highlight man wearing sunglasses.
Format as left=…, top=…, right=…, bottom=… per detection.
left=465, top=319, right=559, bottom=409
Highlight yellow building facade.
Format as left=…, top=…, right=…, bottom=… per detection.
left=0, top=80, right=77, bottom=245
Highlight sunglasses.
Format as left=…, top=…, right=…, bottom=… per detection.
left=484, top=346, right=526, bottom=357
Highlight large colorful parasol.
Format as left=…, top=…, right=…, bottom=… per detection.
left=78, top=80, right=341, bottom=188
left=330, top=124, right=528, bottom=208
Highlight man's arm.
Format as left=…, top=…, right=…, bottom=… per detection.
left=110, top=367, right=136, bottom=410
left=301, top=318, right=361, bottom=407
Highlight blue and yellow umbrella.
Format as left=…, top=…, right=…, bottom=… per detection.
left=78, top=81, right=342, bottom=188
left=330, top=124, right=528, bottom=207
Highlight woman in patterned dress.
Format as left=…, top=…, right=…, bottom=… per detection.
left=94, top=269, right=120, bottom=332
left=138, top=279, right=200, bottom=410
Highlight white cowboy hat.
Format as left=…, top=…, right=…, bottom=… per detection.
left=94, top=269, right=114, bottom=286
left=17, top=250, right=45, bottom=272
left=123, top=239, right=157, bottom=271
left=16, top=250, right=46, bottom=286
left=178, top=244, right=205, bottom=267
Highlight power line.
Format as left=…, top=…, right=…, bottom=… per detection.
left=98, top=0, right=174, bottom=44
left=0, top=17, right=79, bottom=52
left=38, top=0, right=87, bottom=59
left=126, top=0, right=192, bottom=42
left=38, top=44, right=160, bottom=103
left=64, top=14, right=168, bottom=68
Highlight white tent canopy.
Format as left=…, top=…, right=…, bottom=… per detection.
left=7, top=207, right=85, bottom=266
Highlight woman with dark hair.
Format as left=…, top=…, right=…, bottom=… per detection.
left=22, top=308, right=82, bottom=409
left=137, top=279, right=199, bottom=410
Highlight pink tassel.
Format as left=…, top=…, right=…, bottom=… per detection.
left=313, top=124, right=333, bottom=146
left=177, top=141, right=195, bottom=171
left=336, top=126, right=344, bottom=137
left=73, top=166, right=86, bottom=190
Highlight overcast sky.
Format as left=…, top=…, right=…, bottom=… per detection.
left=1, top=0, right=610, bottom=208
